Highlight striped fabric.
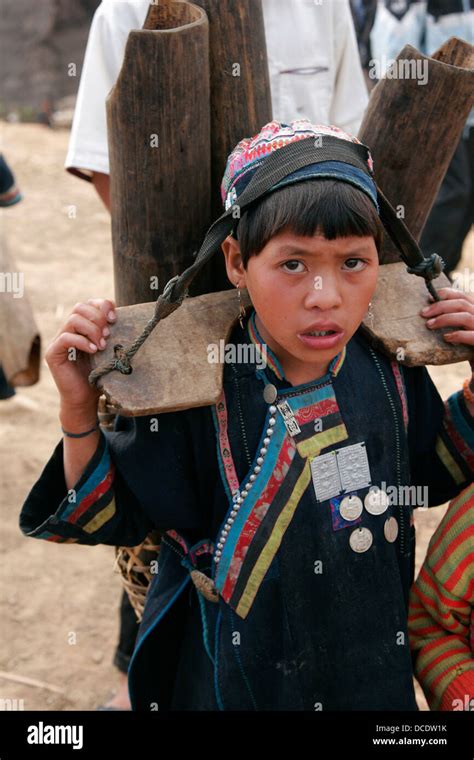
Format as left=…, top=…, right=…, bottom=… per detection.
left=408, top=483, right=474, bottom=710
left=435, top=392, right=474, bottom=486
left=213, top=375, right=349, bottom=619
left=32, top=436, right=117, bottom=543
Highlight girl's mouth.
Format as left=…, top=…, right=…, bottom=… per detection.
left=297, top=329, right=345, bottom=349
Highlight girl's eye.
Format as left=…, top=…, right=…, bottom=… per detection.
left=281, top=259, right=306, bottom=273
left=343, top=258, right=368, bottom=271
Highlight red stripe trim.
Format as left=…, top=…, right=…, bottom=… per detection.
left=67, top=464, right=115, bottom=524
left=220, top=435, right=296, bottom=602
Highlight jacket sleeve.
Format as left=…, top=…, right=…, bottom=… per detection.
left=19, top=407, right=208, bottom=547
left=403, top=365, right=474, bottom=507
left=408, top=484, right=474, bottom=711
left=18, top=427, right=155, bottom=547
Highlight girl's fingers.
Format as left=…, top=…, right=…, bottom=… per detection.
left=72, top=302, right=111, bottom=334
left=421, top=299, right=474, bottom=319
left=64, top=313, right=108, bottom=349
left=433, top=287, right=471, bottom=301
left=443, top=330, right=474, bottom=346
left=86, top=298, right=117, bottom=322
left=47, top=332, right=100, bottom=361
left=424, top=311, right=474, bottom=331
left=423, top=287, right=472, bottom=307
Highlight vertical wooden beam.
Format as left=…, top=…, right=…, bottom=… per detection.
left=359, top=38, right=474, bottom=264
left=107, top=1, right=211, bottom=306
left=187, top=0, right=273, bottom=290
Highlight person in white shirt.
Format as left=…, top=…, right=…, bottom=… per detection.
left=64, top=0, right=368, bottom=710
left=66, top=0, right=368, bottom=209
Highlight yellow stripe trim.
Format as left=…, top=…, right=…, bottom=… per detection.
left=296, top=423, right=348, bottom=458
left=435, top=437, right=465, bottom=485
left=82, top=497, right=117, bottom=534
left=236, top=459, right=311, bottom=619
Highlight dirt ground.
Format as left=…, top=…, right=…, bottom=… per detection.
left=0, top=123, right=472, bottom=711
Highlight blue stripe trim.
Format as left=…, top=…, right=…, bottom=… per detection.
left=59, top=441, right=112, bottom=521
left=270, top=161, right=379, bottom=212
left=215, top=408, right=286, bottom=589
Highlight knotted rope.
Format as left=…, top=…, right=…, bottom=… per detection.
left=88, top=275, right=186, bottom=385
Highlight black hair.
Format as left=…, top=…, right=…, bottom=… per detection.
left=233, top=179, right=384, bottom=268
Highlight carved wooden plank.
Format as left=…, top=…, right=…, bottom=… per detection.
left=91, top=289, right=252, bottom=416
left=361, top=263, right=473, bottom=366
left=90, top=266, right=472, bottom=415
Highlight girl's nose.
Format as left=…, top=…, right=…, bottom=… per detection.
left=305, top=276, right=343, bottom=310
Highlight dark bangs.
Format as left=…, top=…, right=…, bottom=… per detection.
left=234, top=179, right=384, bottom=267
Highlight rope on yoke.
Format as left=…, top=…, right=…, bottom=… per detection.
left=88, top=136, right=444, bottom=385
left=88, top=275, right=185, bottom=384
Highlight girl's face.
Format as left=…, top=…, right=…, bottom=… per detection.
left=222, top=228, right=379, bottom=384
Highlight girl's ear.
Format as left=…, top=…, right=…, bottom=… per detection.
left=221, top=234, right=246, bottom=286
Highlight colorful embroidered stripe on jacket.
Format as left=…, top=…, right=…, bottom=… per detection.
left=408, top=483, right=474, bottom=710
left=435, top=392, right=474, bottom=486
left=213, top=379, right=349, bottom=619
left=33, top=438, right=116, bottom=542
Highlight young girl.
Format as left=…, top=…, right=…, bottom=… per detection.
left=409, top=482, right=474, bottom=711
left=19, top=120, right=474, bottom=711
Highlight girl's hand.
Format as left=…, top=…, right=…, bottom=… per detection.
left=420, top=286, right=474, bottom=375
left=45, top=298, right=117, bottom=412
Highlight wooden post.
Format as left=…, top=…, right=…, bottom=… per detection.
left=107, top=1, right=211, bottom=306
left=107, top=0, right=272, bottom=306
left=192, top=0, right=273, bottom=291
left=359, top=38, right=474, bottom=264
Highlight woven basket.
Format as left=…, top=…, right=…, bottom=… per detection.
left=113, top=533, right=162, bottom=622
left=99, top=396, right=160, bottom=622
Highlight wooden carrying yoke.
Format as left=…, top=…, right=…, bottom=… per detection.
left=92, top=27, right=474, bottom=416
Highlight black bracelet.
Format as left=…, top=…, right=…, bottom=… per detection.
left=61, top=419, right=100, bottom=438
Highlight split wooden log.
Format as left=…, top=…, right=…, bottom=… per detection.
left=359, top=38, right=474, bottom=264
left=356, top=37, right=474, bottom=364
left=193, top=1, right=272, bottom=221
left=107, top=0, right=272, bottom=306
left=191, top=0, right=272, bottom=291
left=107, top=0, right=211, bottom=306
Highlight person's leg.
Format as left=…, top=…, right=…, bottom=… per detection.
left=101, top=590, right=139, bottom=710
left=420, top=135, right=471, bottom=275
